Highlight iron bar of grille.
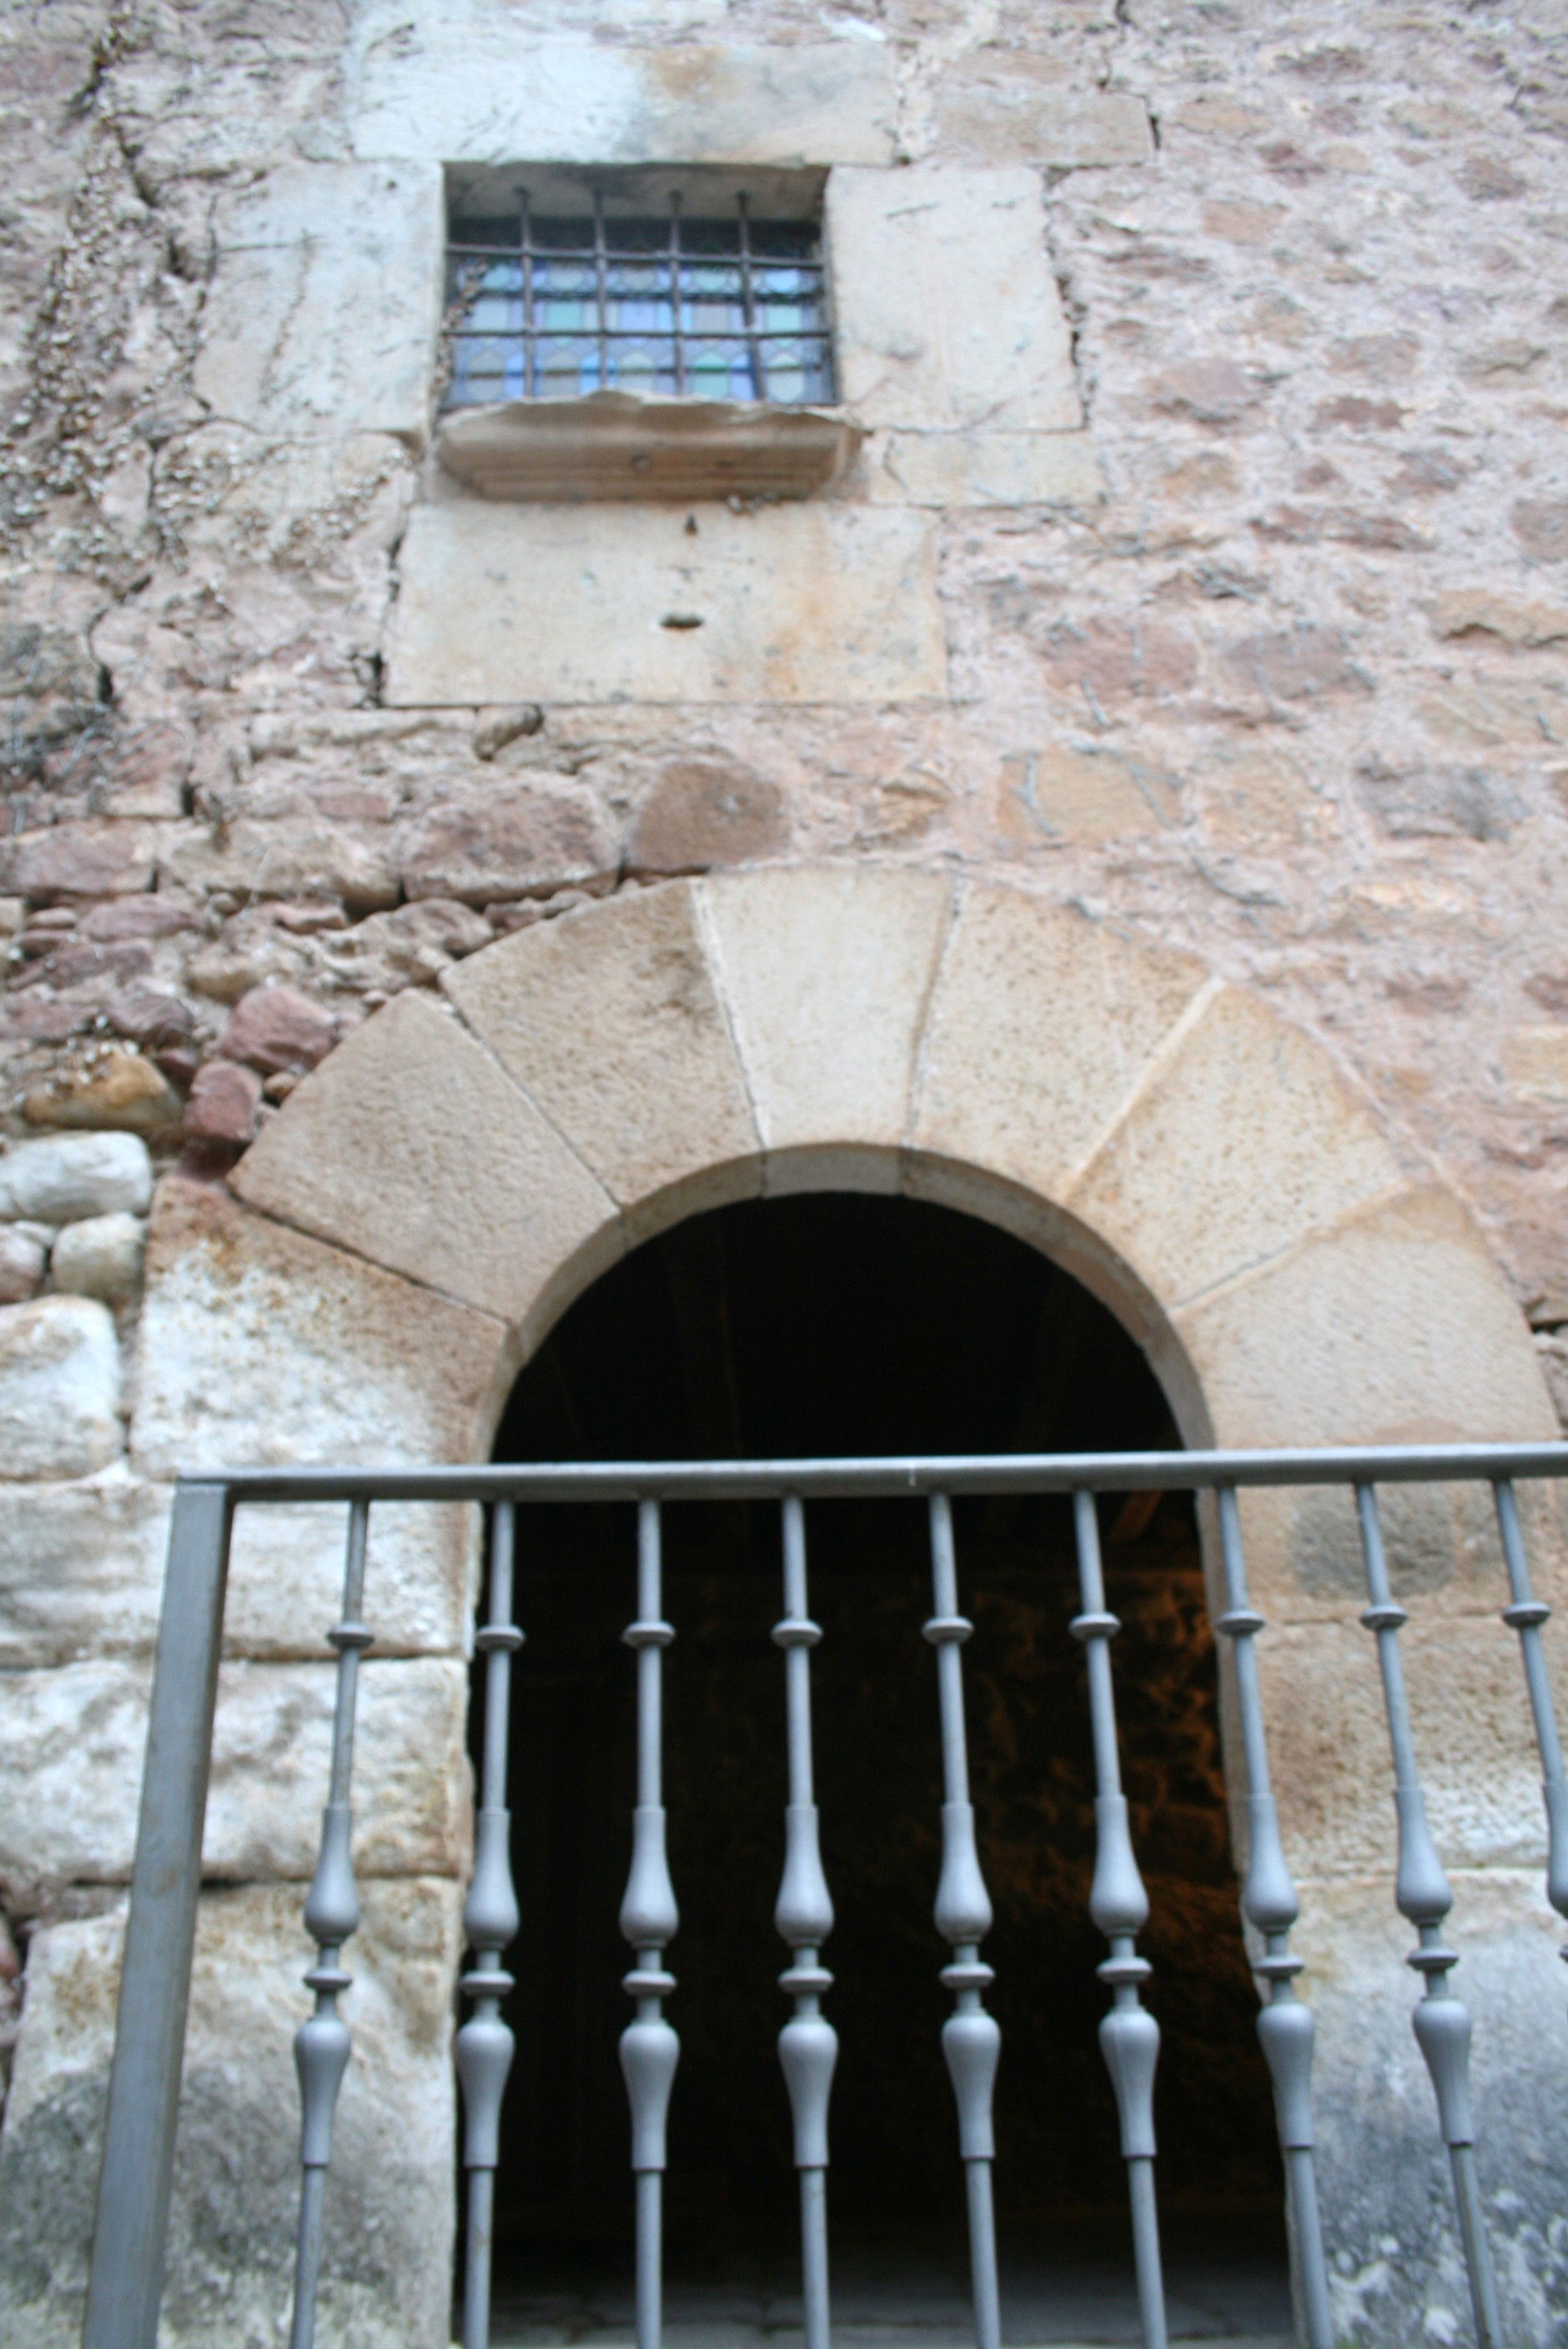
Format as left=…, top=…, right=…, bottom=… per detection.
left=669, top=194, right=686, bottom=399
left=1490, top=1476, right=1568, bottom=1991
left=520, top=190, right=535, bottom=401
left=1213, top=1487, right=1334, bottom=2349
left=620, top=1501, right=680, bottom=2349
left=289, top=1500, right=374, bottom=2349
left=773, top=1496, right=837, bottom=2349
left=456, top=1502, right=522, bottom=2349
left=202, top=1440, right=1568, bottom=1504
left=1354, top=1483, right=1504, bottom=2349
left=593, top=188, right=610, bottom=391
left=925, top=1496, right=1002, bottom=2349
left=736, top=193, right=768, bottom=403
left=1071, top=1489, right=1168, bottom=2349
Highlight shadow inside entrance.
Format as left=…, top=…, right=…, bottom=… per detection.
left=475, top=1195, right=1289, bottom=2346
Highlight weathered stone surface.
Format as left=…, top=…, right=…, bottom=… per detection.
left=159, top=815, right=400, bottom=914
left=349, top=24, right=897, bottom=167
left=387, top=503, right=946, bottom=707
left=1065, top=985, right=1403, bottom=1308
left=932, top=78, right=1152, bottom=168
left=445, top=883, right=759, bottom=1220
left=0, top=1299, right=122, bottom=1481
left=193, top=163, right=444, bottom=445
left=827, top=167, right=1079, bottom=433
left=0, top=1228, right=45, bottom=1305
left=0, top=1134, right=152, bottom=1224
left=996, top=742, right=1181, bottom=843
left=397, top=773, right=618, bottom=904
left=131, top=1176, right=513, bottom=1477
left=0, top=1879, right=460, bottom=2348
left=912, top=888, right=1210, bottom=1206
left=22, top=1050, right=181, bottom=1139
left=1501, top=1025, right=1568, bottom=1100
left=1430, top=588, right=1568, bottom=645
left=49, top=1213, right=144, bottom=1305
left=867, top=430, right=1105, bottom=509
left=183, top=1059, right=262, bottom=1146
left=1175, top=1186, right=1558, bottom=1451
left=0, top=1472, right=168, bottom=1667
left=218, top=984, right=336, bottom=1074
left=0, top=1656, right=466, bottom=1899
left=3, top=823, right=156, bottom=901
left=703, top=865, right=951, bottom=1168
left=1297, top=1874, right=1568, bottom=2348
left=232, top=993, right=618, bottom=1329
left=626, top=757, right=787, bottom=874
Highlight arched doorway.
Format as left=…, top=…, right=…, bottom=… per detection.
left=471, top=1191, right=1289, bottom=2341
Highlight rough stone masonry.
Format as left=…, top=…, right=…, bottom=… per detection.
left=2, top=0, right=1568, bottom=2343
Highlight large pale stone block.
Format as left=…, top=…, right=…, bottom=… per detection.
left=1295, top=1874, right=1568, bottom=2346
left=193, top=162, right=444, bottom=445
left=701, top=865, right=952, bottom=1169
left=867, top=429, right=1105, bottom=508
left=1175, top=1187, right=1559, bottom=1451
left=0, top=1476, right=472, bottom=1667
left=348, top=18, right=897, bottom=166
left=0, top=1297, right=123, bottom=1480
left=0, top=1471, right=166, bottom=1667
left=385, top=503, right=945, bottom=707
left=131, top=1177, right=514, bottom=1477
left=0, top=1879, right=460, bottom=2349
left=1065, top=985, right=1404, bottom=1310
left=911, top=886, right=1209, bottom=1206
left=827, top=167, right=1079, bottom=432
left=0, top=1656, right=467, bottom=1900
left=233, top=992, right=620, bottom=1326
left=445, top=883, right=759, bottom=1221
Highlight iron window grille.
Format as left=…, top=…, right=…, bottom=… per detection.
left=444, top=188, right=834, bottom=411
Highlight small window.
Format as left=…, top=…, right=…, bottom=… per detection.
left=444, top=182, right=835, bottom=412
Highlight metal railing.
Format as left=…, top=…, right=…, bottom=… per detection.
left=79, top=1442, right=1568, bottom=2349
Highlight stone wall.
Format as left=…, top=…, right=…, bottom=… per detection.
left=3, top=1, right=1568, bottom=2343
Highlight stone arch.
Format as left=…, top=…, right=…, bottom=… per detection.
left=120, top=865, right=1565, bottom=2346
left=222, top=863, right=1552, bottom=1459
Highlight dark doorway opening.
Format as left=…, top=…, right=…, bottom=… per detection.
left=473, top=1193, right=1287, bottom=2339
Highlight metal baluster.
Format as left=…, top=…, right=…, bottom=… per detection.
left=774, top=1496, right=837, bottom=2349
left=289, top=1501, right=374, bottom=2349
left=1070, top=1489, right=1168, bottom=2349
left=621, top=1501, right=680, bottom=2349
left=925, top=1496, right=1003, bottom=2349
left=1491, top=1476, right=1568, bottom=1991
left=1214, top=1488, right=1333, bottom=2349
left=1354, top=1482, right=1503, bottom=2349
left=456, top=1502, right=524, bottom=2349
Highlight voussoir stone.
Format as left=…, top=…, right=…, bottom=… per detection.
left=231, top=992, right=619, bottom=1328
left=0, top=1296, right=123, bottom=1480
left=1064, top=984, right=1404, bottom=1308
left=444, top=881, right=760, bottom=1221
left=0, top=1131, right=152, bottom=1222
left=911, top=885, right=1210, bottom=1207
left=702, top=866, right=952, bottom=1167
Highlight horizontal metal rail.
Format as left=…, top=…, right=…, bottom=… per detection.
left=199, top=1440, right=1568, bottom=1505
left=83, top=1441, right=1568, bottom=2349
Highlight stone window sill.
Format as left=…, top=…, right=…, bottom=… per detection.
left=435, top=390, right=861, bottom=504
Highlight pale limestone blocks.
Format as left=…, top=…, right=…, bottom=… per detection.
left=0, top=1300, right=123, bottom=1481
left=385, top=503, right=946, bottom=707
left=193, top=163, right=445, bottom=448
left=0, top=1882, right=460, bottom=2349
